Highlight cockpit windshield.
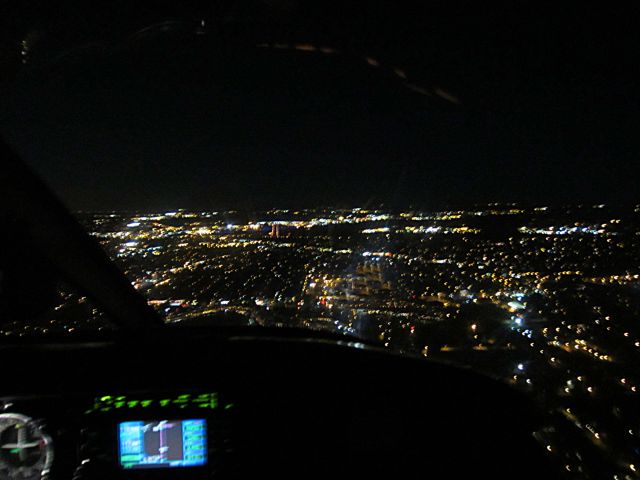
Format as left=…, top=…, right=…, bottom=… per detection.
left=1, top=2, right=639, bottom=478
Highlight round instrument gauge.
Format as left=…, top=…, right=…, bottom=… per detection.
left=0, top=413, right=53, bottom=480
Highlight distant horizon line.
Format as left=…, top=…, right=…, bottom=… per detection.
left=73, top=202, right=640, bottom=215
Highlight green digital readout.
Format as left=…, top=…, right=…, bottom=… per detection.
left=84, top=393, right=232, bottom=415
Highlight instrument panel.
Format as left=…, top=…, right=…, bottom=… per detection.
left=0, top=332, right=560, bottom=479
left=0, top=391, right=234, bottom=480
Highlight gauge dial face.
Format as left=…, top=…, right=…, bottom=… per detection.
left=0, top=414, right=53, bottom=480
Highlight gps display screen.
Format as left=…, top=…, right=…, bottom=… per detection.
left=118, top=419, right=207, bottom=469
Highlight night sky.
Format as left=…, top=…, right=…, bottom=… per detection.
left=1, top=1, right=638, bottom=211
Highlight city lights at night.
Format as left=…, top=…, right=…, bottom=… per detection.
left=4, top=203, right=639, bottom=477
